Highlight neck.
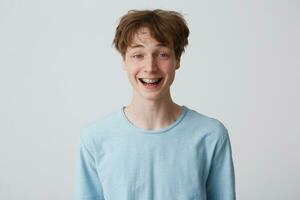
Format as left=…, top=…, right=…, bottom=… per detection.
left=124, top=95, right=183, bottom=131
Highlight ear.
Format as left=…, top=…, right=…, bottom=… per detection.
left=122, top=62, right=127, bottom=70
left=175, top=59, right=181, bottom=70
left=122, top=56, right=127, bottom=70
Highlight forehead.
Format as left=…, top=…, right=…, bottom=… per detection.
left=133, top=28, right=152, bottom=41
left=128, top=27, right=171, bottom=49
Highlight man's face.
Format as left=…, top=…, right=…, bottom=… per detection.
left=123, top=27, right=179, bottom=101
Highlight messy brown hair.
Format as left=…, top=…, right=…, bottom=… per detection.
left=113, top=9, right=189, bottom=61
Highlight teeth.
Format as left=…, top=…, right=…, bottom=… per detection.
left=141, top=78, right=161, bottom=83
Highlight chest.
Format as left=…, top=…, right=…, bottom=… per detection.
left=95, top=135, right=210, bottom=199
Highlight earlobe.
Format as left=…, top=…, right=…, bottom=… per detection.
left=122, top=62, right=127, bottom=70
left=121, top=55, right=127, bottom=70
left=122, top=58, right=127, bottom=70
left=175, top=60, right=180, bottom=69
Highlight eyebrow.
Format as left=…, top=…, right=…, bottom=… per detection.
left=129, top=43, right=169, bottom=49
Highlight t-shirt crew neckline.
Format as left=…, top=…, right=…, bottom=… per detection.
left=121, top=105, right=188, bottom=134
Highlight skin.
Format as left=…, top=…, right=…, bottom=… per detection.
left=122, top=27, right=183, bottom=131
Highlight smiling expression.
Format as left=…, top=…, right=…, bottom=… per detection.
left=123, top=27, right=180, bottom=101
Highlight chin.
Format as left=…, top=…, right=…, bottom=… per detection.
left=139, top=90, right=169, bottom=101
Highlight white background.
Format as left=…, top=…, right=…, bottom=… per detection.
left=1, top=0, right=299, bottom=199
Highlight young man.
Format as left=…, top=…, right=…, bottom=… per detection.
left=75, top=9, right=236, bottom=200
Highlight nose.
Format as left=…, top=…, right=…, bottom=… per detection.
left=143, top=55, right=158, bottom=72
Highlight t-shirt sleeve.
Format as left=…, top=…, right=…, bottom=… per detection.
left=206, top=127, right=236, bottom=200
left=74, top=132, right=104, bottom=200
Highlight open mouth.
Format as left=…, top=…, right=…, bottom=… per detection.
left=138, top=78, right=163, bottom=86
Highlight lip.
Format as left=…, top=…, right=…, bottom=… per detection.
left=138, top=77, right=164, bottom=89
left=138, top=77, right=163, bottom=79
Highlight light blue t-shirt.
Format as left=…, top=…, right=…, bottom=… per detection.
left=74, top=105, right=236, bottom=200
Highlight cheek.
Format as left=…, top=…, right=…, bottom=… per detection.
left=161, top=59, right=177, bottom=70
left=124, top=62, right=138, bottom=74
left=164, top=67, right=176, bottom=75
left=126, top=67, right=140, bottom=79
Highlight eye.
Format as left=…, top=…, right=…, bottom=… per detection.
left=158, top=52, right=170, bottom=58
left=132, top=54, right=144, bottom=59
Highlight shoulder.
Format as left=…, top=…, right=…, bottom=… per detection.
left=185, top=106, right=229, bottom=141
left=80, top=109, right=121, bottom=145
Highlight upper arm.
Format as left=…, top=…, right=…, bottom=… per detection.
left=74, top=132, right=105, bottom=200
left=206, top=127, right=236, bottom=200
